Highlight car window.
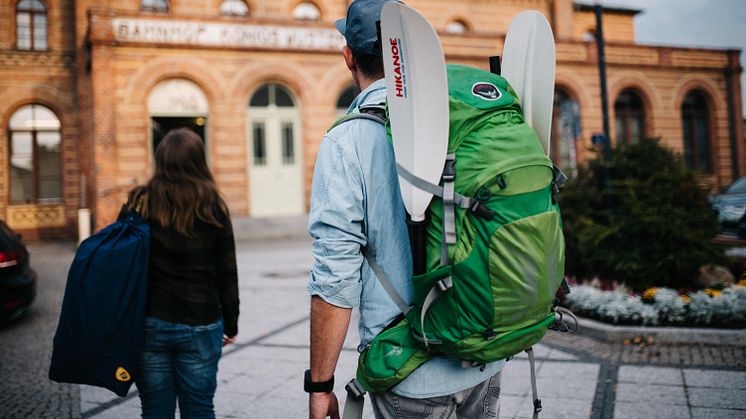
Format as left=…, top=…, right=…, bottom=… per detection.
left=728, top=177, right=746, bottom=194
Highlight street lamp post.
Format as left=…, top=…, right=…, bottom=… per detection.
left=595, top=0, right=612, bottom=161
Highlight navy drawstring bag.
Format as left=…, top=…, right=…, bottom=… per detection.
left=49, top=208, right=150, bottom=397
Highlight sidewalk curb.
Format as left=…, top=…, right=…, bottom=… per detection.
left=576, top=316, right=746, bottom=346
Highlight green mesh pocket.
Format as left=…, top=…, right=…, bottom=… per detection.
left=489, top=211, right=565, bottom=330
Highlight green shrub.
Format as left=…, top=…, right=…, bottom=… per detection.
left=559, top=138, right=723, bottom=290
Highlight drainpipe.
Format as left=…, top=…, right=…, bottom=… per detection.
left=724, top=50, right=742, bottom=182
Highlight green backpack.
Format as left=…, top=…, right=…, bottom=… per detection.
left=337, top=64, right=573, bottom=412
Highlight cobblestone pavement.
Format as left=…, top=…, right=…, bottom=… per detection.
left=544, top=331, right=745, bottom=369
left=0, top=242, right=81, bottom=419
left=1, top=239, right=744, bottom=419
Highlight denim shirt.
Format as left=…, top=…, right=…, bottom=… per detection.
left=308, top=79, right=503, bottom=398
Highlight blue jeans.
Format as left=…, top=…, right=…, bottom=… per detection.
left=136, top=316, right=223, bottom=419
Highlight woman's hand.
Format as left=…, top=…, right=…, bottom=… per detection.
left=223, top=335, right=237, bottom=346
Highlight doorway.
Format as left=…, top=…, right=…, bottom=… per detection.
left=151, top=116, right=207, bottom=152
left=247, top=84, right=304, bottom=217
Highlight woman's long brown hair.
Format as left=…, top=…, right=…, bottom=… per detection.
left=130, top=128, right=228, bottom=236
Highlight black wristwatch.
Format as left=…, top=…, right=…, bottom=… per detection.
left=304, top=369, right=335, bottom=393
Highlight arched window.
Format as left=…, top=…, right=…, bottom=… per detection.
left=681, top=91, right=712, bottom=173
left=247, top=84, right=303, bottom=217
left=16, top=0, right=47, bottom=51
left=336, top=85, right=360, bottom=115
left=250, top=84, right=295, bottom=108
left=220, top=0, right=249, bottom=16
left=614, top=89, right=645, bottom=145
left=445, top=19, right=468, bottom=35
left=293, top=2, right=320, bottom=21
left=551, top=89, right=581, bottom=176
left=141, top=0, right=168, bottom=12
left=8, top=104, right=61, bottom=203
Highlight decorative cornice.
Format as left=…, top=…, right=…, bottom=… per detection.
left=0, top=51, right=76, bottom=68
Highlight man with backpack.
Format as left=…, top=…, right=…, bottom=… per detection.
left=305, top=1, right=504, bottom=418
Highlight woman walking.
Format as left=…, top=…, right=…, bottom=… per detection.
left=122, top=128, right=239, bottom=418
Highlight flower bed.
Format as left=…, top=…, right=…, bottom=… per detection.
left=562, top=281, right=746, bottom=328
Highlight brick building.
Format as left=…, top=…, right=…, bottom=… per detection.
left=1, top=0, right=743, bottom=239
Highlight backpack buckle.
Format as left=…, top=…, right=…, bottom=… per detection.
left=533, top=399, right=543, bottom=413
left=469, top=200, right=496, bottom=220
left=345, top=379, right=366, bottom=400
left=436, top=277, right=453, bottom=292
left=442, top=158, right=456, bottom=182
left=552, top=166, right=568, bottom=188
left=551, top=166, right=568, bottom=204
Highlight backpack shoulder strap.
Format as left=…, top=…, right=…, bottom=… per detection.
left=357, top=104, right=387, bottom=124
left=361, top=243, right=410, bottom=315
left=328, top=103, right=388, bottom=132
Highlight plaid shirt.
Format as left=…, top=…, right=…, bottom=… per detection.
left=120, top=202, right=240, bottom=336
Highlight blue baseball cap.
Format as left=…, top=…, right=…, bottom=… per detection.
left=335, top=0, right=395, bottom=57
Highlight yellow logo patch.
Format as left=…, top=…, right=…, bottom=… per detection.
left=115, top=367, right=131, bottom=382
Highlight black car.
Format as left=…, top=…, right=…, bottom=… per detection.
left=711, top=176, right=746, bottom=230
left=0, top=220, right=36, bottom=323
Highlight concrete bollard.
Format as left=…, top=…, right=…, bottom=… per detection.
left=77, top=208, right=91, bottom=245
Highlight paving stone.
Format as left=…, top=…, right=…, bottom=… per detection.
left=502, top=395, right=577, bottom=419
left=85, top=397, right=140, bottom=419
left=613, top=402, right=690, bottom=419
left=687, top=387, right=746, bottom=410
left=499, top=395, right=526, bottom=419
left=510, top=343, right=580, bottom=362
left=79, top=385, right=125, bottom=407
left=691, top=407, right=746, bottom=419
left=545, top=348, right=581, bottom=361
left=683, top=369, right=746, bottom=389
left=511, top=343, right=552, bottom=359
left=516, top=397, right=593, bottom=419
left=535, top=364, right=599, bottom=401
left=615, top=383, right=688, bottom=405
left=501, top=359, right=598, bottom=402
left=618, top=365, right=684, bottom=386
left=537, top=361, right=599, bottom=381
left=501, top=359, right=544, bottom=397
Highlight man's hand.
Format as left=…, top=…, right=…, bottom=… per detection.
left=309, top=391, right=340, bottom=419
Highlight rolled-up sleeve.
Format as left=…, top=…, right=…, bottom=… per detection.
left=307, top=134, right=367, bottom=308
